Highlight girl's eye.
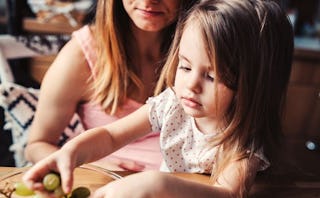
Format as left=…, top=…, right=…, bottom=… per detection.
left=178, top=66, right=191, bottom=72
left=205, top=73, right=214, bottom=82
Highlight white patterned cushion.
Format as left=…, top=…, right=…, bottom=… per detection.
left=0, top=82, right=84, bottom=167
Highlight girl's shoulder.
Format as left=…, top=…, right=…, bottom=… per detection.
left=147, top=88, right=177, bottom=110
left=147, top=88, right=185, bottom=131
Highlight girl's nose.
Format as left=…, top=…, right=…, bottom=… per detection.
left=186, top=73, right=201, bottom=94
left=147, top=0, right=160, bottom=4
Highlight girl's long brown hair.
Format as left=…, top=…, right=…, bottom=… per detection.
left=156, top=0, right=294, bottom=196
left=92, top=0, right=198, bottom=115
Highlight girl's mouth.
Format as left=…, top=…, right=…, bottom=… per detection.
left=181, top=97, right=201, bottom=108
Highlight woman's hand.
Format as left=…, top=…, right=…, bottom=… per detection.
left=93, top=171, right=168, bottom=198
left=22, top=149, right=76, bottom=194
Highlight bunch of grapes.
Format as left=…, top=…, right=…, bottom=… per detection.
left=13, top=173, right=90, bottom=198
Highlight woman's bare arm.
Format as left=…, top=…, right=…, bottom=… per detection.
left=25, top=37, right=92, bottom=163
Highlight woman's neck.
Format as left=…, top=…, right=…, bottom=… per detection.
left=126, top=24, right=165, bottom=103
left=129, top=24, right=164, bottom=63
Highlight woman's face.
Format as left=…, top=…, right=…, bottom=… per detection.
left=122, top=0, right=181, bottom=32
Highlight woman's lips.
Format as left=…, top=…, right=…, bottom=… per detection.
left=137, top=8, right=163, bottom=17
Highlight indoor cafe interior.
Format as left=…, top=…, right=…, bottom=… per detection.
left=0, top=0, right=319, bottom=197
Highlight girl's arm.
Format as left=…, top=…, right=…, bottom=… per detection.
left=164, top=156, right=261, bottom=198
left=64, top=104, right=152, bottom=165
left=23, top=105, right=152, bottom=194
left=94, top=156, right=261, bottom=198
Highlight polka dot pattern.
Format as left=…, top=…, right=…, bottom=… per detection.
left=147, top=88, right=270, bottom=173
left=147, top=89, right=217, bottom=174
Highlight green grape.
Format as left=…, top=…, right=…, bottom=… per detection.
left=42, top=173, right=61, bottom=191
left=14, top=182, right=35, bottom=196
left=70, top=187, right=90, bottom=198
left=53, top=186, right=65, bottom=198
left=33, top=194, right=43, bottom=198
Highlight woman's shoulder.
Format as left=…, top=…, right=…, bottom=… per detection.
left=72, top=25, right=93, bottom=37
left=72, top=25, right=96, bottom=49
left=71, top=25, right=97, bottom=69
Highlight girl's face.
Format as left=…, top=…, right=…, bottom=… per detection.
left=122, top=0, right=181, bottom=32
left=174, top=23, right=234, bottom=123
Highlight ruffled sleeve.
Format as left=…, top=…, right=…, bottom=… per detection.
left=146, top=88, right=178, bottom=132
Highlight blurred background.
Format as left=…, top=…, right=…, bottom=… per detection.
left=0, top=0, right=96, bottom=166
left=0, top=0, right=319, bottom=178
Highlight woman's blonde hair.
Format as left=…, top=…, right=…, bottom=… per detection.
left=91, top=0, right=198, bottom=115
left=156, top=0, right=294, bottom=196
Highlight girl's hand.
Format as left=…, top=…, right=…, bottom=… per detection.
left=118, top=160, right=145, bottom=172
left=93, top=171, right=167, bottom=198
left=22, top=149, right=76, bottom=194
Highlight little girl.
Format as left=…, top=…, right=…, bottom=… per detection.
left=23, top=0, right=294, bottom=197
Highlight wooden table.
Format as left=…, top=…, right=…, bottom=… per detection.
left=1, top=164, right=320, bottom=198
left=0, top=165, right=210, bottom=186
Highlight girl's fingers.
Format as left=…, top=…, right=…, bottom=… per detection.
left=59, top=165, right=73, bottom=194
left=23, top=156, right=60, bottom=190
left=119, top=161, right=145, bottom=172
left=23, top=166, right=48, bottom=190
left=93, top=184, right=113, bottom=198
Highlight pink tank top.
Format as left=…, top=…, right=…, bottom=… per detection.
left=72, top=25, right=162, bottom=170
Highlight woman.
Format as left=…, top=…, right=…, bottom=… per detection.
left=24, top=0, right=198, bottom=171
